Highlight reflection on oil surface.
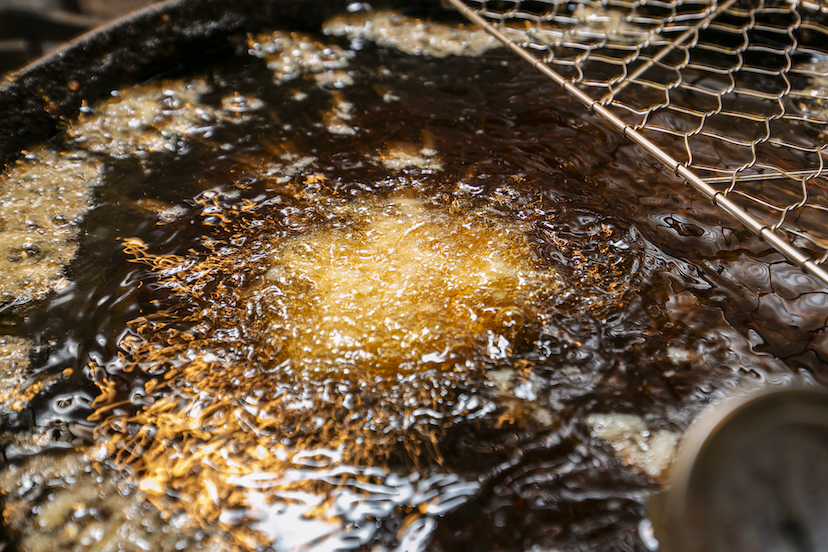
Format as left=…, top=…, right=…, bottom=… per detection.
left=0, top=8, right=823, bottom=552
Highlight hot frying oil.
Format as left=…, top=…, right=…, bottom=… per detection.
left=0, top=10, right=819, bottom=552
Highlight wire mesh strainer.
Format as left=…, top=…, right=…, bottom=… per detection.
left=446, top=0, right=828, bottom=287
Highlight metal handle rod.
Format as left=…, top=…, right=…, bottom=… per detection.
left=445, top=0, right=828, bottom=288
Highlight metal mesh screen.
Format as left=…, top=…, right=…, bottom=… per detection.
left=446, top=0, right=828, bottom=286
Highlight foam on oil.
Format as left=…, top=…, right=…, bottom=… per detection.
left=254, top=195, right=560, bottom=376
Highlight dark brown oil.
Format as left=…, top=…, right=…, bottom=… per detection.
left=1, top=21, right=826, bottom=552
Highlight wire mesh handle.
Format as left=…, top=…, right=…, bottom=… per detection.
left=446, top=0, right=828, bottom=288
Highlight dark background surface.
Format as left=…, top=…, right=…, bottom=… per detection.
left=0, top=0, right=159, bottom=75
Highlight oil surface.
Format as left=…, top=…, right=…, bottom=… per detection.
left=1, top=10, right=826, bottom=552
